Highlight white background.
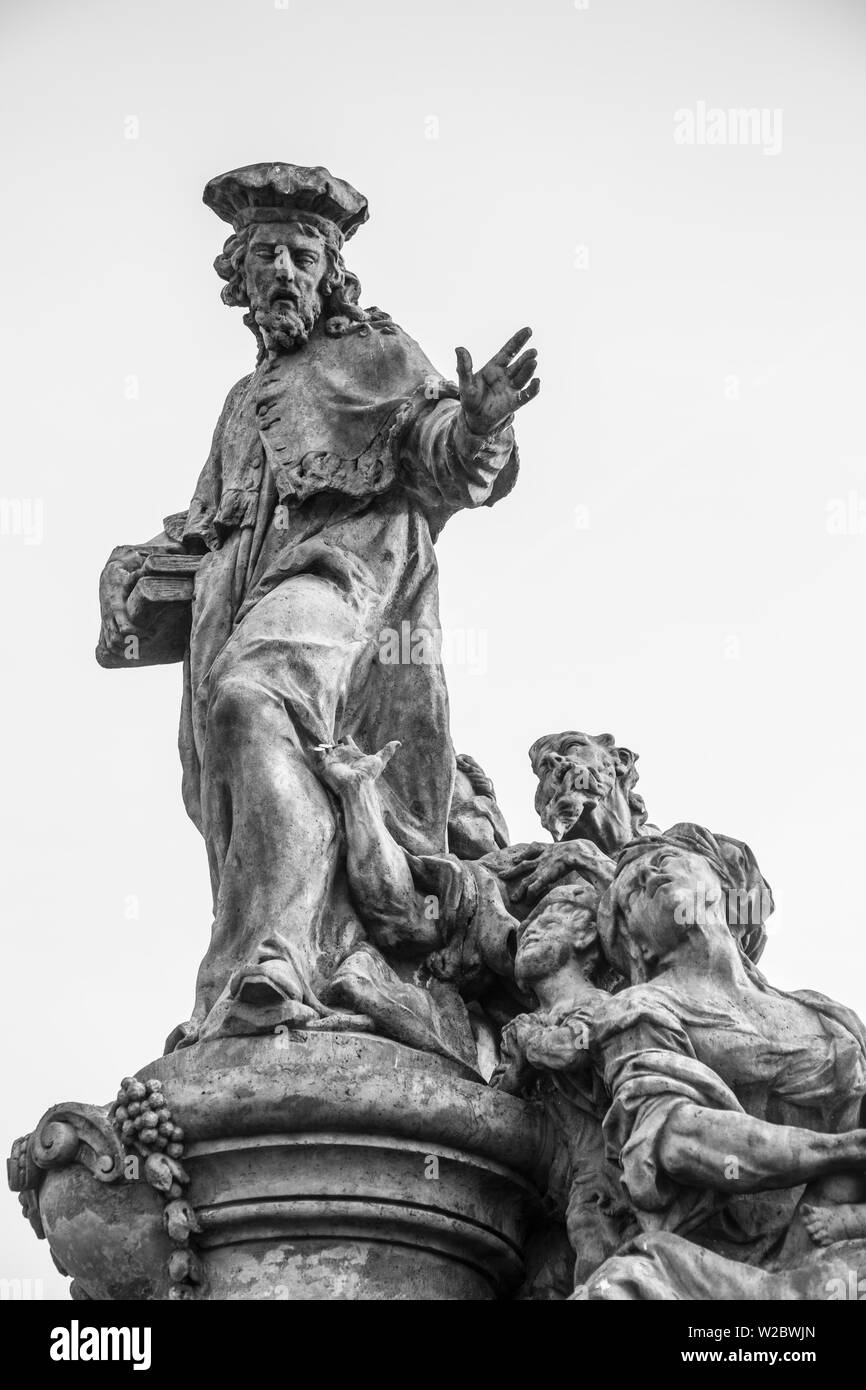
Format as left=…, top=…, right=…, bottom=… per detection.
left=2, top=0, right=865, bottom=1296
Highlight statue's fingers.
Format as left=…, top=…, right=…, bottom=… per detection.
left=377, top=739, right=401, bottom=767
left=493, top=326, right=532, bottom=366
left=530, top=854, right=579, bottom=896
left=506, top=348, right=537, bottom=379
left=101, top=614, right=120, bottom=650
left=508, top=357, right=537, bottom=390
left=498, top=851, right=540, bottom=880
left=454, top=346, right=474, bottom=390
left=522, top=867, right=554, bottom=900
left=110, top=597, right=135, bottom=635
left=108, top=544, right=142, bottom=567
left=515, top=378, right=541, bottom=409
left=516, top=843, right=543, bottom=863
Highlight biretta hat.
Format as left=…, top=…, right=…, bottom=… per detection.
left=203, top=162, right=369, bottom=240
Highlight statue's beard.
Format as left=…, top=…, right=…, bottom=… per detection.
left=253, top=293, right=321, bottom=354
left=543, top=763, right=616, bottom=841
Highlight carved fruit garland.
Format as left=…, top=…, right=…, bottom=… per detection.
left=110, top=1077, right=203, bottom=1299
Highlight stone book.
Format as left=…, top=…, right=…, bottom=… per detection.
left=96, top=553, right=203, bottom=669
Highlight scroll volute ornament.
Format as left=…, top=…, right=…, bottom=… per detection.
left=8, top=1102, right=126, bottom=1240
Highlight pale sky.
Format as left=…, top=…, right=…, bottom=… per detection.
left=2, top=0, right=865, bottom=1295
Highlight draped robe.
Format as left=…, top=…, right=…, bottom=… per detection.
left=169, top=317, right=518, bottom=1038
left=575, top=976, right=866, bottom=1299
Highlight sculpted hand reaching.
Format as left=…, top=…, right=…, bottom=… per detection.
left=456, top=326, right=540, bottom=437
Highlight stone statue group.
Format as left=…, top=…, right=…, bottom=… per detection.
left=315, top=727, right=866, bottom=1299
left=92, top=163, right=866, bottom=1301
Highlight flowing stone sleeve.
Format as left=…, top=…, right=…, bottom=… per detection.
left=398, top=394, right=519, bottom=529
left=183, top=374, right=254, bottom=550
left=594, top=988, right=745, bottom=1231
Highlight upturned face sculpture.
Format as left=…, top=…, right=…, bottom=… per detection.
left=607, top=846, right=727, bottom=978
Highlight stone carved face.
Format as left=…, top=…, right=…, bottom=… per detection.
left=530, top=731, right=645, bottom=850
left=611, top=846, right=726, bottom=976
left=244, top=220, right=329, bottom=352
left=513, top=887, right=599, bottom=990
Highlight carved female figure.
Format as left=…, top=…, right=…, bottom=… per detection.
left=578, top=825, right=866, bottom=1299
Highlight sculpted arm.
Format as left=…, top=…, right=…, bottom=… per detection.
left=401, top=328, right=540, bottom=511
left=658, top=1103, right=866, bottom=1194
left=598, top=998, right=866, bottom=1208
left=316, top=740, right=444, bottom=955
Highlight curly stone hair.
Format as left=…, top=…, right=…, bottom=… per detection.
left=454, top=752, right=498, bottom=803
left=213, top=216, right=370, bottom=358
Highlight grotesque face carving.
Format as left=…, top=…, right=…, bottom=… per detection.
left=244, top=220, right=329, bottom=353
left=529, top=731, right=647, bottom=852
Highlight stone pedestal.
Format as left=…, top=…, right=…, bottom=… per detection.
left=11, top=1032, right=550, bottom=1301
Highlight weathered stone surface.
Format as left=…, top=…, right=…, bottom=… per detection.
left=491, top=800, right=866, bottom=1300
left=95, top=162, right=540, bottom=1058
left=40, top=1166, right=173, bottom=1302
left=20, top=1034, right=548, bottom=1301
left=14, top=159, right=866, bottom=1303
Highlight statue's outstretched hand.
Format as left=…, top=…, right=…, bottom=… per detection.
left=314, top=736, right=401, bottom=794
left=455, top=326, right=540, bottom=437
left=98, top=544, right=147, bottom=655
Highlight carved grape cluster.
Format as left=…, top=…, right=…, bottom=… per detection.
left=110, top=1075, right=202, bottom=1297
left=111, top=1077, right=184, bottom=1162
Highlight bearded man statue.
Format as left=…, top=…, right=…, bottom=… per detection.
left=97, top=163, right=541, bottom=1048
